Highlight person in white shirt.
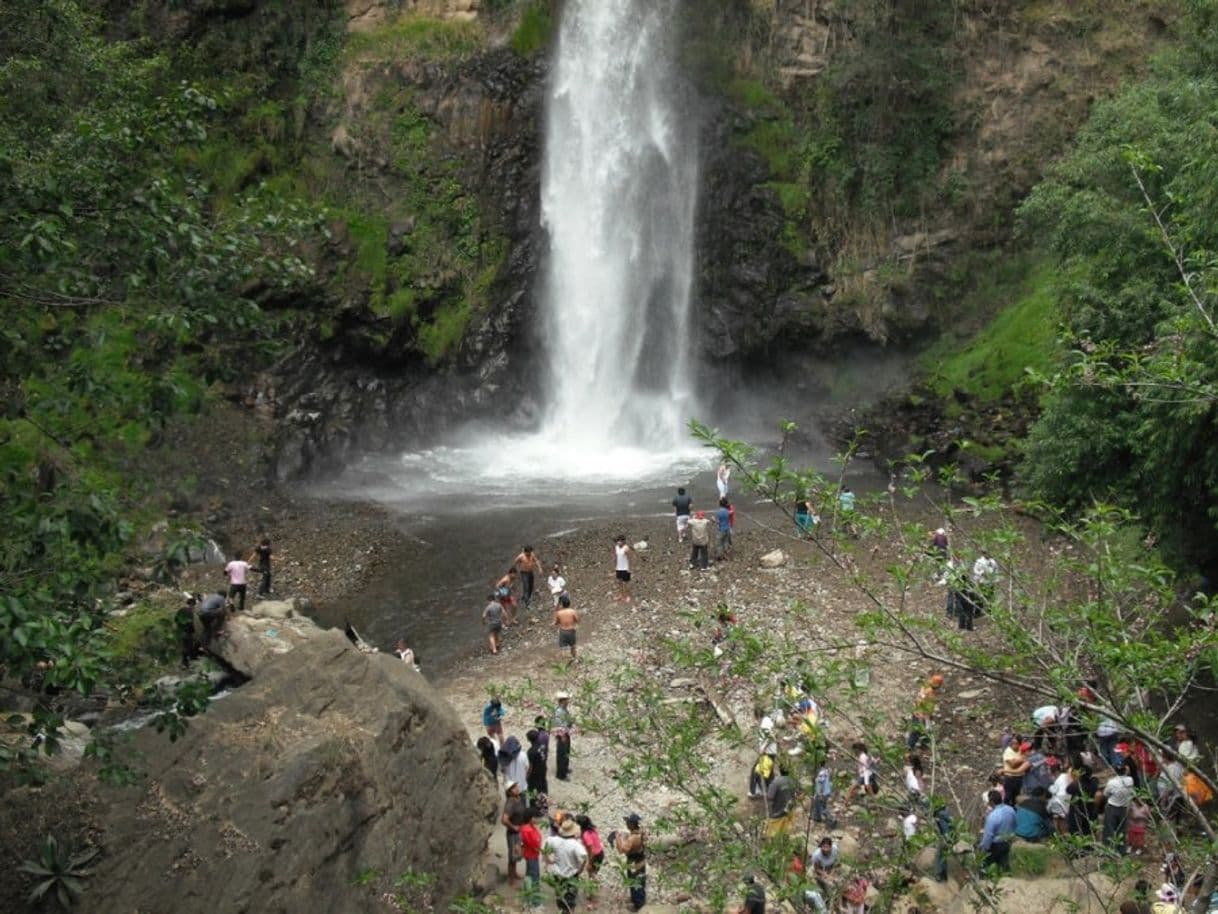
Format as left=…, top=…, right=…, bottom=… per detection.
left=544, top=818, right=589, bottom=913
left=547, top=564, right=568, bottom=607
left=1102, top=759, right=1136, bottom=850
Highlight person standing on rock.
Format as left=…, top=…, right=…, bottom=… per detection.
left=253, top=535, right=275, bottom=597
left=502, top=780, right=528, bottom=885
left=688, top=510, right=712, bottom=570
left=224, top=553, right=251, bottom=612
left=553, top=692, right=574, bottom=781
left=612, top=813, right=647, bottom=911
left=554, top=594, right=579, bottom=661
left=176, top=593, right=197, bottom=668
left=979, top=789, right=1016, bottom=872
left=514, top=546, right=544, bottom=612
left=613, top=535, right=634, bottom=604
left=544, top=818, right=588, bottom=914
left=672, top=486, right=693, bottom=542
left=483, top=594, right=506, bottom=655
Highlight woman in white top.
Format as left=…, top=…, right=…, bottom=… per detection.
left=613, top=535, right=633, bottom=604
left=717, top=463, right=731, bottom=499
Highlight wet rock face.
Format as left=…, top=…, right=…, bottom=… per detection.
left=268, top=48, right=547, bottom=479
left=695, top=111, right=828, bottom=361
left=86, top=617, right=497, bottom=914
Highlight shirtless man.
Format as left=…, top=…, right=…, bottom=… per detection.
left=513, top=546, right=544, bottom=611
left=554, top=593, right=580, bottom=661
left=495, top=568, right=518, bottom=626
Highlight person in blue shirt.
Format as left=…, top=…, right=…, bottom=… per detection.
left=483, top=697, right=506, bottom=742
left=716, top=498, right=732, bottom=561
left=1014, top=788, right=1051, bottom=841
left=979, top=790, right=1017, bottom=872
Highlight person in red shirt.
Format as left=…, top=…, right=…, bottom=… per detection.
left=520, top=807, right=543, bottom=907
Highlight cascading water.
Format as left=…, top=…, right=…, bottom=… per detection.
left=337, top=0, right=705, bottom=500
left=539, top=0, right=699, bottom=456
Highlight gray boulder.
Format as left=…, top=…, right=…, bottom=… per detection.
left=85, top=616, right=496, bottom=913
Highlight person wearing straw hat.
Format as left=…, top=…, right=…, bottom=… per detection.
left=553, top=692, right=573, bottom=781
left=543, top=817, right=588, bottom=914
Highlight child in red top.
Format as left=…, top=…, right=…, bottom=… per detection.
left=520, top=809, right=543, bottom=907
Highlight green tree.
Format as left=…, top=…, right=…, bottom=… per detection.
left=1018, top=5, right=1218, bottom=575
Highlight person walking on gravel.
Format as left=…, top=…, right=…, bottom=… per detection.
left=483, top=596, right=505, bottom=655
left=514, top=546, right=544, bottom=611
left=613, top=535, right=634, bottom=603
left=554, top=594, right=580, bottom=661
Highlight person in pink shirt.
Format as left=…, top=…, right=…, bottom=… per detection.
left=577, top=815, right=605, bottom=907
left=224, top=555, right=251, bottom=612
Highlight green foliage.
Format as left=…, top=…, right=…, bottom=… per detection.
left=344, top=16, right=483, bottom=62
left=922, top=260, right=1062, bottom=402
left=20, top=833, right=99, bottom=909
left=1017, top=8, right=1218, bottom=569
left=803, top=0, right=962, bottom=222
left=0, top=0, right=325, bottom=763
left=512, top=3, right=553, bottom=57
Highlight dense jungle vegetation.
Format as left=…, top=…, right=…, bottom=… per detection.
left=1, top=0, right=1217, bottom=768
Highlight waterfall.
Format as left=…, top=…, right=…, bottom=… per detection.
left=539, top=0, right=699, bottom=455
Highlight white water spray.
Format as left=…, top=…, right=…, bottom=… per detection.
left=364, top=0, right=705, bottom=494
left=539, top=0, right=699, bottom=455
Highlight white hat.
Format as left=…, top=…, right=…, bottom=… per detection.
left=504, top=780, right=519, bottom=792
left=556, top=691, right=571, bottom=700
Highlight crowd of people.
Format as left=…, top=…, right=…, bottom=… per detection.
left=477, top=692, right=647, bottom=914
left=461, top=485, right=1214, bottom=914
left=175, top=535, right=278, bottom=665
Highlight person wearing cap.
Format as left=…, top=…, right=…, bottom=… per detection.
left=737, top=874, right=765, bottom=914
left=543, top=817, right=588, bottom=914
left=502, top=781, right=528, bottom=884
left=688, top=510, right=712, bottom=570
left=552, top=692, right=573, bottom=781
left=613, top=813, right=646, bottom=911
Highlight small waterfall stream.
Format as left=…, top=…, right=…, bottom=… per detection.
left=539, top=0, right=699, bottom=454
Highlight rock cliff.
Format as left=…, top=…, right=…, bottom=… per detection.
left=82, top=612, right=496, bottom=913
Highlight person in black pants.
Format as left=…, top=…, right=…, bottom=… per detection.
left=176, top=594, right=197, bottom=667
left=255, top=536, right=273, bottom=596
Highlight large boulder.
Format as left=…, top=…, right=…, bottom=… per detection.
left=84, top=613, right=497, bottom=913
